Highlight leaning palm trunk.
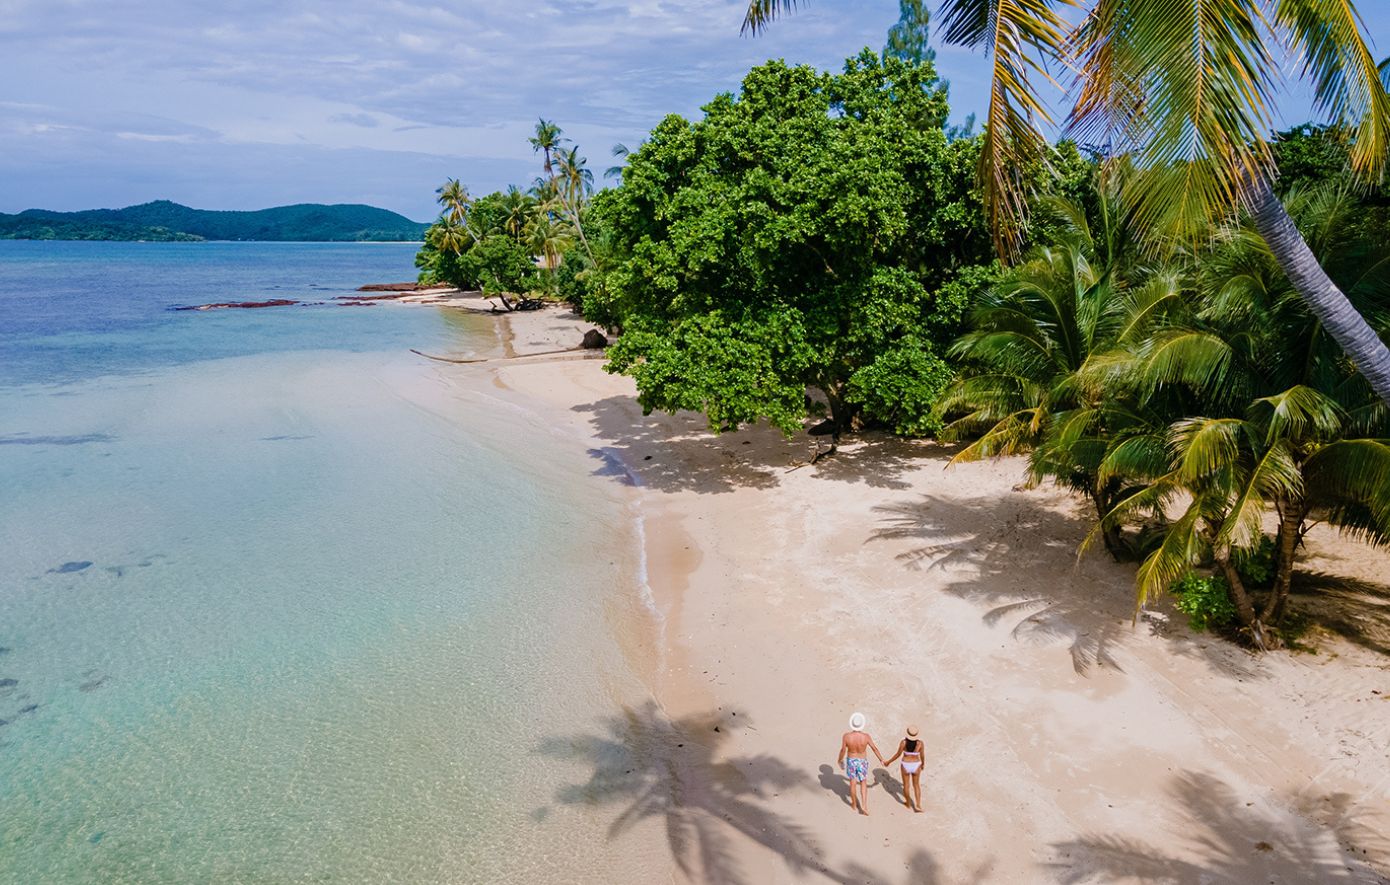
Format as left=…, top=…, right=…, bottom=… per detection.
left=1244, top=177, right=1390, bottom=408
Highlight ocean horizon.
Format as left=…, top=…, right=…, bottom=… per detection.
left=0, top=241, right=665, bottom=883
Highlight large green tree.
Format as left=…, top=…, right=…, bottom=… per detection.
left=742, top=0, right=1390, bottom=411
left=592, top=51, right=993, bottom=438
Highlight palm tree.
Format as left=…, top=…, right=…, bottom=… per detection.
left=554, top=146, right=597, bottom=263
left=525, top=212, right=574, bottom=291
left=434, top=178, right=470, bottom=225
left=605, top=143, right=631, bottom=181
left=940, top=192, right=1182, bottom=557
left=500, top=186, right=534, bottom=244
left=741, top=0, right=1390, bottom=409
left=529, top=119, right=567, bottom=178
left=431, top=217, right=470, bottom=256
left=1095, top=183, right=1390, bottom=645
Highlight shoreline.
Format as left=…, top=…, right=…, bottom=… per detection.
left=444, top=304, right=1390, bottom=883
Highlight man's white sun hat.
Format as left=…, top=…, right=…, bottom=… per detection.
left=849, top=712, right=866, bottom=731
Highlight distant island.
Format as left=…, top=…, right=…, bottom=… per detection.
left=0, top=200, right=429, bottom=242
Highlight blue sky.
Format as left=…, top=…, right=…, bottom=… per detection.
left=2, top=1, right=1388, bottom=220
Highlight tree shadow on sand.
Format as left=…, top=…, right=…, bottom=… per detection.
left=1290, top=570, right=1390, bottom=657
left=868, top=492, right=1266, bottom=681
left=538, top=702, right=945, bottom=884
left=1049, top=770, right=1390, bottom=883
left=570, top=396, right=930, bottom=494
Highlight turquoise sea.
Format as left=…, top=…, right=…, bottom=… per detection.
left=0, top=242, right=663, bottom=882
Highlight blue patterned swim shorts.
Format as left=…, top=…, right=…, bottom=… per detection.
left=845, top=757, right=869, bottom=783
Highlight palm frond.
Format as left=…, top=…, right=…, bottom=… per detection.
left=741, top=0, right=801, bottom=34
left=1073, top=0, right=1278, bottom=241
left=1215, top=439, right=1302, bottom=552
left=1275, top=0, right=1390, bottom=181
left=939, top=0, right=1074, bottom=257
left=1133, top=499, right=1206, bottom=610
left=1170, top=416, right=1245, bottom=482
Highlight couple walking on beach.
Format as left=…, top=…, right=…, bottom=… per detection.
left=837, top=712, right=924, bottom=816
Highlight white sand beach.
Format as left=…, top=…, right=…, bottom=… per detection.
left=437, top=303, right=1390, bottom=884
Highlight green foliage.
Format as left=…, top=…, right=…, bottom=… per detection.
left=1233, top=535, right=1276, bottom=587
left=463, top=234, right=537, bottom=296
left=1172, top=573, right=1239, bottom=633
left=594, top=50, right=992, bottom=436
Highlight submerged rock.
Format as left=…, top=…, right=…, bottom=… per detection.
left=49, top=561, right=93, bottom=574
left=172, top=299, right=299, bottom=311
left=0, top=678, right=16, bottom=688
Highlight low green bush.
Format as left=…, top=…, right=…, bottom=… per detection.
left=1234, top=534, right=1276, bottom=587
left=1172, top=573, right=1239, bottom=633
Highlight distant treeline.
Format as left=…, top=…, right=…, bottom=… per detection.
left=0, top=200, right=428, bottom=242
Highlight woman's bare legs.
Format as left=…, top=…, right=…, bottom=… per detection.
left=909, top=770, right=923, bottom=812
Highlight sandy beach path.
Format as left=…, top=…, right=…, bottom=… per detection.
left=444, top=306, right=1390, bottom=884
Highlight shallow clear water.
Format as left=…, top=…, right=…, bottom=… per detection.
left=0, top=243, right=661, bottom=882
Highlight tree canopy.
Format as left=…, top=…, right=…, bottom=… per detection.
left=590, top=50, right=994, bottom=438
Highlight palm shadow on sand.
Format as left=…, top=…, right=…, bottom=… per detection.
left=868, top=490, right=1269, bottom=680
left=538, top=702, right=945, bottom=884
left=1049, top=770, right=1390, bottom=882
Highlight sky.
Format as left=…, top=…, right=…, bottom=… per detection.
left=3, top=1, right=1388, bottom=221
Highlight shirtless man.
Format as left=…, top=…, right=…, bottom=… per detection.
left=837, top=712, right=885, bottom=815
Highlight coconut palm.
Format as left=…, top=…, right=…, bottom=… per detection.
left=529, top=119, right=567, bottom=178
left=525, top=212, right=574, bottom=288
left=434, top=178, right=471, bottom=225
left=500, top=186, right=534, bottom=243
left=431, top=217, right=470, bottom=255
left=741, top=0, right=1390, bottom=409
left=1094, top=183, right=1390, bottom=645
left=606, top=143, right=631, bottom=181
left=940, top=192, right=1182, bottom=556
left=538, top=146, right=596, bottom=266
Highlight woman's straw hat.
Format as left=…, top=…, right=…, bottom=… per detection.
left=906, top=725, right=919, bottom=738
left=849, top=712, right=867, bottom=731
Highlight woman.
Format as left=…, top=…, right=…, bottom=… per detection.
left=883, top=725, right=925, bottom=812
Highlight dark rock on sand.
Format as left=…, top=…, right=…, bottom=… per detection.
left=173, top=299, right=299, bottom=311
left=49, top=561, right=93, bottom=574
left=581, top=328, right=609, bottom=349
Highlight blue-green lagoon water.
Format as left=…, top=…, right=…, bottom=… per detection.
left=0, top=243, right=664, bottom=882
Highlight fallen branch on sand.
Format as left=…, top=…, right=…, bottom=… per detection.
left=785, top=442, right=838, bottom=472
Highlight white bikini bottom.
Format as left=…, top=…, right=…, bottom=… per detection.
left=901, top=761, right=922, bottom=774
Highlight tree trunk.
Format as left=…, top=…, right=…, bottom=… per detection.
left=1217, top=553, right=1271, bottom=651
left=1090, top=486, right=1125, bottom=561
left=1244, top=176, right=1390, bottom=408
left=1262, top=503, right=1304, bottom=625
left=822, top=384, right=848, bottom=443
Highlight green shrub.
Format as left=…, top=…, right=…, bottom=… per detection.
left=1234, top=535, right=1276, bottom=588
left=1172, top=573, right=1239, bottom=633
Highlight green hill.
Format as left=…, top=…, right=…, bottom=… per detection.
left=0, top=200, right=429, bottom=242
